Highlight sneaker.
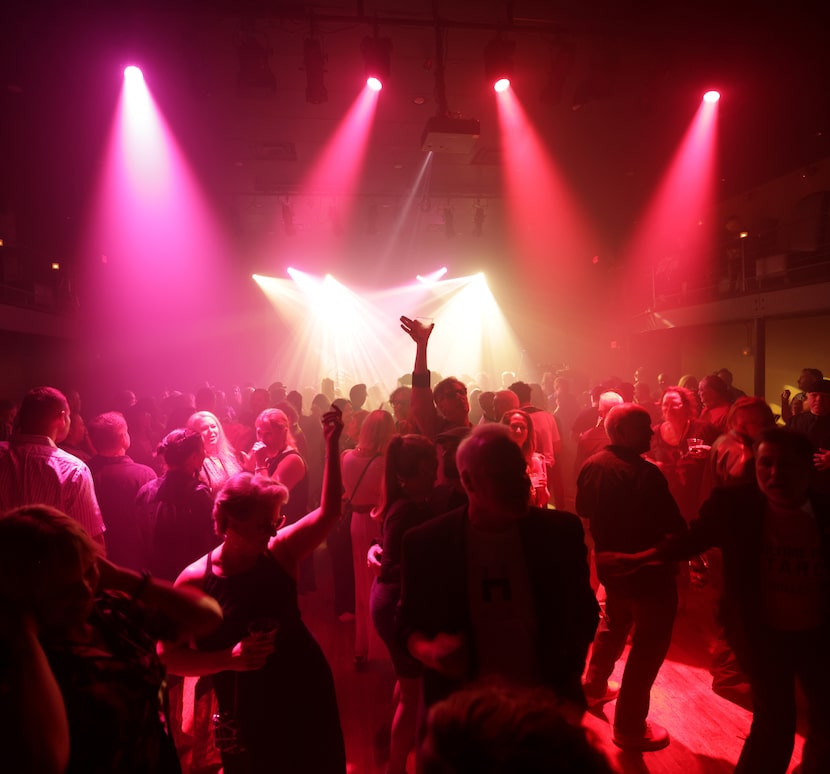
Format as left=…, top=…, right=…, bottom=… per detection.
left=613, top=721, right=670, bottom=752
left=584, top=679, right=620, bottom=707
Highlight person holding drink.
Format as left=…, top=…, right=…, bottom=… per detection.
left=647, top=386, right=718, bottom=522
left=160, top=407, right=347, bottom=774
left=501, top=409, right=550, bottom=507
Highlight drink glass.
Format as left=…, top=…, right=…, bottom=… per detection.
left=685, top=437, right=705, bottom=458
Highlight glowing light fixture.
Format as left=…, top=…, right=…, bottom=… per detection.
left=484, top=38, right=515, bottom=92
left=361, top=35, right=391, bottom=91
left=703, top=90, right=721, bottom=103
left=416, top=267, right=448, bottom=284
left=124, top=65, right=143, bottom=83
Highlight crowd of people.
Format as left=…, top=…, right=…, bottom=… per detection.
left=0, top=318, right=828, bottom=774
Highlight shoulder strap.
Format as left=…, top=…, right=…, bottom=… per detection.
left=347, top=455, right=380, bottom=502
left=268, top=447, right=302, bottom=476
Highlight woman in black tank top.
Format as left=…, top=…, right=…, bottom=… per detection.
left=160, top=408, right=346, bottom=774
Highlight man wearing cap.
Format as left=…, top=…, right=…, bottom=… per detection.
left=788, top=378, right=830, bottom=495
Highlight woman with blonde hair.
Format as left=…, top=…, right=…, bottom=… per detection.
left=187, top=410, right=244, bottom=495
left=341, top=409, right=396, bottom=669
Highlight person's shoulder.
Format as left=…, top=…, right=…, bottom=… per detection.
left=194, top=480, right=213, bottom=499
left=580, top=446, right=613, bottom=467
left=788, top=412, right=813, bottom=431
left=136, top=477, right=160, bottom=500
left=131, top=459, right=158, bottom=480
left=176, top=554, right=210, bottom=588
left=406, top=505, right=464, bottom=540
left=52, top=445, right=89, bottom=468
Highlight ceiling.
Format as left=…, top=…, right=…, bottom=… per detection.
left=1, top=1, right=829, bottom=274
left=1, top=0, right=829, bottom=392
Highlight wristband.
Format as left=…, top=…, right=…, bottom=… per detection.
left=411, top=371, right=431, bottom=389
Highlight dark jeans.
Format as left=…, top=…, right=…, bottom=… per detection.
left=584, top=579, right=677, bottom=734
left=734, top=625, right=830, bottom=774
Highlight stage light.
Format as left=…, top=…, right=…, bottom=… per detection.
left=484, top=38, right=515, bottom=92
left=703, top=90, right=720, bottom=103
left=361, top=36, right=391, bottom=90
left=124, top=65, right=143, bottom=83
left=303, top=38, right=327, bottom=104
left=416, top=267, right=448, bottom=284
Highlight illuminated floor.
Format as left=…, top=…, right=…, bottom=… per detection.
left=300, top=548, right=805, bottom=774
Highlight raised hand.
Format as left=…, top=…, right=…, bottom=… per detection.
left=400, top=315, right=434, bottom=344
left=322, top=406, right=343, bottom=444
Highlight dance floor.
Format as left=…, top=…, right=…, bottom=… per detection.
left=300, top=547, right=805, bottom=774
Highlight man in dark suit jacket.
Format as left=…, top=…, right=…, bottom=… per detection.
left=399, top=423, right=598, bottom=719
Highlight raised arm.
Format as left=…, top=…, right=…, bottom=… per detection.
left=271, top=407, right=344, bottom=565
left=400, top=315, right=433, bottom=375
left=400, top=315, right=441, bottom=438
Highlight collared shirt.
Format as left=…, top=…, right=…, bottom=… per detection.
left=0, top=433, right=105, bottom=539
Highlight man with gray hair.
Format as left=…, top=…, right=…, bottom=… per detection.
left=399, top=423, right=598, bottom=718
left=577, top=403, right=685, bottom=751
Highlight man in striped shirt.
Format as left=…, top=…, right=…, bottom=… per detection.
left=0, top=386, right=105, bottom=548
